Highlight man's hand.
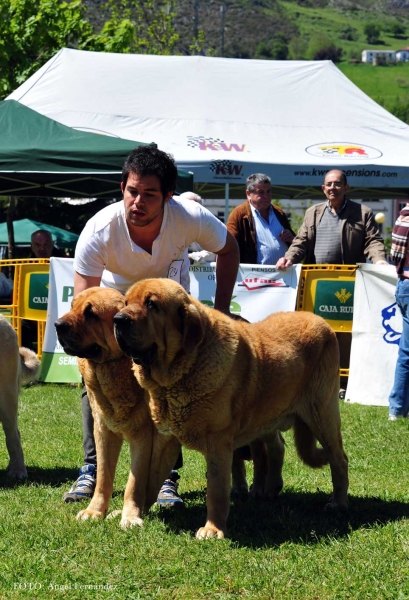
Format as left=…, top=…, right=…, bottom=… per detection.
left=279, top=229, right=295, bottom=244
left=276, top=257, right=293, bottom=270
left=375, top=260, right=389, bottom=266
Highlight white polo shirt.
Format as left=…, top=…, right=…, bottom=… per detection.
left=74, top=197, right=227, bottom=293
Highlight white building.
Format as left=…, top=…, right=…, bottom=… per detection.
left=361, top=50, right=396, bottom=64
left=396, top=48, right=409, bottom=61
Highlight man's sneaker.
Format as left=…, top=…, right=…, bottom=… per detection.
left=157, top=476, right=184, bottom=507
left=388, top=414, right=409, bottom=421
left=63, top=464, right=96, bottom=503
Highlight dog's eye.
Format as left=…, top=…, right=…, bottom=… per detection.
left=145, top=299, right=157, bottom=311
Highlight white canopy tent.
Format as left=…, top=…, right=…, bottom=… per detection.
left=9, top=48, right=409, bottom=209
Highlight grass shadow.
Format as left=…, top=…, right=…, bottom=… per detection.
left=154, top=488, right=409, bottom=547
left=0, top=466, right=79, bottom=489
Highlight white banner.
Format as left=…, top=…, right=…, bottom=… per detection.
left=347, top=263, right=400, bottom=406
left=189, top=263, right=301, bottom=322
left=41, top=257, right=78, bottom=382
left=41, top=260, right=301, bottom=382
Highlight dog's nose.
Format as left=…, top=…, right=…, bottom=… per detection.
left=54, top=319, right=69, bottom=333
left=113, top=312, right=130, bottom=327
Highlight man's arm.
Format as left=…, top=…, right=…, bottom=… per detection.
left=74, top=271, right=102, bottom=297
left=364, top=211, right=388, bottom=265
left=276, top=217, right=310, bottom=269
left=214, top=230, right=240, bottom=314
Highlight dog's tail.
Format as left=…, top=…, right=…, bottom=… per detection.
left=293, top=416, right=328, bottom=469
left=19, top=347, right=40, bottom=386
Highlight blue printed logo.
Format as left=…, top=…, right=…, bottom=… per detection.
left=381, top=303, right=401, bottom=345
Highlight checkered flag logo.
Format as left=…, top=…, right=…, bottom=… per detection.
left=187, top=136, right=225, bottom=148
left=209, top=160, right=232, bottom=173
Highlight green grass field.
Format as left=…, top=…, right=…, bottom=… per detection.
left=338, top=62, right=409, bottom=108
left=0, top=384, right=408, bottom=599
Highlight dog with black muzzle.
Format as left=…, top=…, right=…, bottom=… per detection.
left=55, top=286, right=180, bottom=528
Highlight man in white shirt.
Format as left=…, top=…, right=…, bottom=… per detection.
left=177, top=191, right=217, bottom=264
left=63, top=145, right=239, bottom=506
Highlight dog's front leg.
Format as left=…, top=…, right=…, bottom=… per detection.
left=196, top=438, right=232, bottom=540
left=120, top=430, right=155, bottom=529
left=77, top=415, right=123, bottom=522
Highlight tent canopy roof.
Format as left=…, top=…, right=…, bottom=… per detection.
left=8, top=49, right=409, bottom=198
left=0, top=218, right=78, bottom=248
left=0, top=100, right=193, bottom=198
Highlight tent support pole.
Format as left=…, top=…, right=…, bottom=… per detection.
left=7, top=196, right=16, bottom=263
left=224, top=183, right=229, bottom=223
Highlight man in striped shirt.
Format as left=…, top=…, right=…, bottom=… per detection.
left=276, top=170, right=387, bottom=269
left=276, top=169, right=387, bottom=397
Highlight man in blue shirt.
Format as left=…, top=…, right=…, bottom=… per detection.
left=227, top=173, right=295, bottom=264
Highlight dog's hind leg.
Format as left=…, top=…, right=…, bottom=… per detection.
left=298, top=393, right=348, bottom=510
left=231, top=447, right=249, bottom=498
left=257, top=431, right=284, bottom=500
left=0, top=382, right=27, bottom=479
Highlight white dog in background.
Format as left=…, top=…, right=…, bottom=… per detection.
left=0, top=315, right=40, bottom=479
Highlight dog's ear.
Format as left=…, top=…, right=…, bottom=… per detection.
left=179, top=303, right=205, bottom=354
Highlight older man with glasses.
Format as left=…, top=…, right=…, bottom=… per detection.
left=276, top=168, right=388, bottom=397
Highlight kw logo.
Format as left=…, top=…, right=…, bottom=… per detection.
left=187, top=136, right=246, bottom=152
left=335, top=288, right=352, bottom=304
left=210, top=160, right=243, bottom=177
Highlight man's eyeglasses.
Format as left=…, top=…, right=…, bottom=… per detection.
left=324, top=182, right=343, bottom=188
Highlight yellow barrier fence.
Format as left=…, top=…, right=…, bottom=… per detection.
left=0, top=258, right=50, bottom=357
left=296, top=264, right=357, bottom=379
left=0, top=260, right=358, bottom=375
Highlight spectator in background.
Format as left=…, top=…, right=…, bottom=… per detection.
left=276, top=169, right=388, bottom=398
left=0, top=271, right=13, bottom=299
left=23, top=230, right=66, bottom=351
left=178, top=191, right=217, bottom=264
left=388, top=203, right=409, bottom=420
left=227, top=173, right=295, bottom=265
left=30, top=230, right=65, bottom=259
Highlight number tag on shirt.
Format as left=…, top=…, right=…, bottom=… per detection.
left=167, top=260, right=183, bottom=284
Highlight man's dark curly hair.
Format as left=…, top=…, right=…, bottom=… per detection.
left=122, top=145, right=178, bottom=197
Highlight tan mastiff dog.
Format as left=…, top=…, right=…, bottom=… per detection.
left=113, top=278, right=349, bottom=540
left=0, top=315, right=40, bottom=479
left=55, top=287, right=180, bottom=529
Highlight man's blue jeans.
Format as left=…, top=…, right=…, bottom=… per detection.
left=389, top=278, right=409, bottom=417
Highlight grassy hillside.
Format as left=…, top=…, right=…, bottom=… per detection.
left=338, top=62, right=409, bottom=115
left=278, top=0, right=409, bottom=61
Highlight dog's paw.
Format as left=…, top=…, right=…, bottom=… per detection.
left=196, top=526, right=225, bottom=540
left=76, top=509, right=104, bottom=521
left=6, top=465, right=28, bottom=480
left=120, top=516, right=144, bottom=530
left=106, top=510, right=122, bottom=520
left=230, top=485, right=249, bottom=501
left=325, top=497, right=349, bottom=511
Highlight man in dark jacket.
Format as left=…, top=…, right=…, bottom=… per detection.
left=227, top=173, right=295, bottom=264
left=276, top=169, right=387, bottom=398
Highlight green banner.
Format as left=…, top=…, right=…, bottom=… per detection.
left=314, top=280, right=355, bottom=321
left=39, top=352, right=81, bottom=383
left=28, top=273, right=49, bottom=311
